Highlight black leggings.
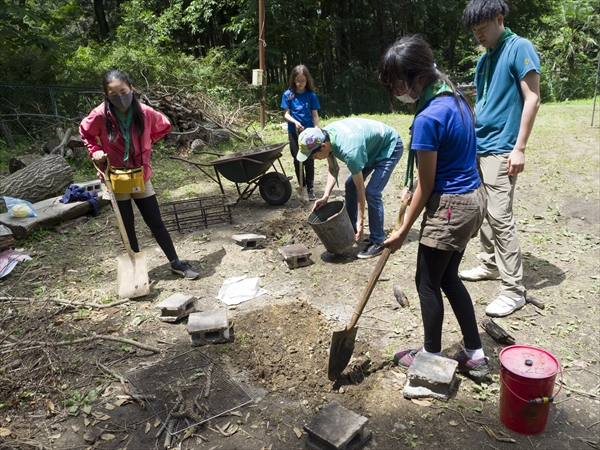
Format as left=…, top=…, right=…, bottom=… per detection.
left=288, top=132, right=314, bottom=189
left=415, top=243, right=481, bottom=353
left=117, top=195, right=178, bottom=262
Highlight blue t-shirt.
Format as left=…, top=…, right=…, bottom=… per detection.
left=325, top=118, right=400, bottom=175
left=280, top=90, right=320, bottom=133
left=411, top=96, right=480, bottom=194
left=474, top=35, right=541, bottom=154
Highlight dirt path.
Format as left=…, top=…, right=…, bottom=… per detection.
left=0, top=102, right=598, bottom=449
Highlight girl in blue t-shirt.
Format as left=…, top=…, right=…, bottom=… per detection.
left=281, top=65, right=320, bottom=201
left=377, top=36, right=489, bottom=380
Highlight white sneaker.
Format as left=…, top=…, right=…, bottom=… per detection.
left=485, top=295, right=526, bottom=317
left=459, top=266, right=500, bottom=281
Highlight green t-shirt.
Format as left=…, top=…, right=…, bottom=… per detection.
left=325, top=118, right=399, bottom=175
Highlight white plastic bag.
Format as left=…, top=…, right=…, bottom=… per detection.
left=3, top=196, right=37, bottom=218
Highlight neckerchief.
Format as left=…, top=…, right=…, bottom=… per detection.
left=404, top=79, right=455, bottom=190
left=113, top=107, right=134, bottom=167
left=480, top=27, right=516, bottom=108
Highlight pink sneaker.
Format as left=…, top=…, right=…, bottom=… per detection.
left=448, top=351, right=490, bottom=379
left=393, top=348, right=422, bottom=368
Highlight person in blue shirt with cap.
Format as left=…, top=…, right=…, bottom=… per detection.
left=298, top=119, right=403, bottom=259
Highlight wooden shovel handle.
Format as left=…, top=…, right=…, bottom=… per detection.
left=346, top=194, right=411, bottom=330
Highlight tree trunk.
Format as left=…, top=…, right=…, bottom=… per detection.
left=94, top=0, right=110, bottom=40
left=0, top=154, right=75, bottom=203
left=0, top=225, right=15, bottom=251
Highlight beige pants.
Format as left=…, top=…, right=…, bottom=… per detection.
left=477, top=153, right=525, bottom=298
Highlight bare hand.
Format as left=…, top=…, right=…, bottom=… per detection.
left=92, top=150, right=107, bottom=164
left=384, top=229, right=405, bottom=254
left=312, top=198, right=327, bottom=211
left=507, top=150, right=525, bottom=177
left=296, top=123, right=305, bottom=132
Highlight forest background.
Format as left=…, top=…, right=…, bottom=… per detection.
left=0, top=0, right=598, bottom=133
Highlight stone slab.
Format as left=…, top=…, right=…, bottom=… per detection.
left=187, top=309, right=230, bottom=345
left=304, top=401, right=371, bottom=450
left=404, top=352, right=459, bottom=401
left=232, top=233, right=266, bottom=249
left=278, top=243, right=312, bottom=269
left=154, top=293, right=198, bottom=322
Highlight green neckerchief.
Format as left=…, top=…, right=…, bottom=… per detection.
left=327, top=128, right=340, bottom=187
left=113, top=107, right=134, bottom=167
left=404, top=79, right=455, bottom=191
left=481, top=27, right=516, bottom=108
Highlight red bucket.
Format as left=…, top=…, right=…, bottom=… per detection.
left=499, top=345, right=561, bottom=435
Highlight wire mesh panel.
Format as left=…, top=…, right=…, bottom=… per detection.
left=126, top=349, right=252, bottom=435
left=161, top=195, right=234, bottom=232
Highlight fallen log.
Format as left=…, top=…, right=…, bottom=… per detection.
left=0, top=154, right=75, bottom=203
left=0, top=225, right=15, bottom=251
left=0, top=194, right=109, bottom=238
left=8, top=154, right=43, bottom=174
left=480, top=318, right=516, bottom=345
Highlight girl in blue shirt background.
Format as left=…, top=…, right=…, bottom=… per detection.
left=281, top=65, right=321, bottom=201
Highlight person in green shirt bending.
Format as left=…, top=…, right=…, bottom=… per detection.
left=297, top=118, right=403, bottom=259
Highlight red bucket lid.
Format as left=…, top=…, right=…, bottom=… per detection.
left=499, top=345, right=559, bottom=379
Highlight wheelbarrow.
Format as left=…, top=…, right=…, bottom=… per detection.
left=170, top=142, right=293, bottom=206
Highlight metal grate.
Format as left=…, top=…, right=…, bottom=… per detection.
left=160, top=195, right=234, bottom=233
left=126, top=349, right=252, bottom=435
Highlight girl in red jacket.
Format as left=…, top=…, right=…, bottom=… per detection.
left=80, top=70, right=198, bottom=279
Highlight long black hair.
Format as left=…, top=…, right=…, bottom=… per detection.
left=102, top=70, right=145, bottom=141
left=377, top=35, right=474, bottom=119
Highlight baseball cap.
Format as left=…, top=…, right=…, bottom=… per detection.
left=297, top=128, right=325, bottom=162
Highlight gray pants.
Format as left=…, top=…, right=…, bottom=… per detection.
left=477, top=153, right=525, bottom=298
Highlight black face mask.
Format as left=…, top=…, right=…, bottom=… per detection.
left=108, top=91, right=133, bottom=110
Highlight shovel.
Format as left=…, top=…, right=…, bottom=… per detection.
left=296, top=162, right=309, bottom=206
left=327, top=194, right=411, bottom=381
left=94, top=157, right=149, bottom=299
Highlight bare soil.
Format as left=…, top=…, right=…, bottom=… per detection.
left=1, top=103, right=598, bottom=450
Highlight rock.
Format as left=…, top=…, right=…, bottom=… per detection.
left=83, top=427, right=103, bottom=444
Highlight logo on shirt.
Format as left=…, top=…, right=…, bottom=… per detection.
left=524, top=58, right=530, bottom=65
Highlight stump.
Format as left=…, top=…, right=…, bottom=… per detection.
left=0, top=225, right=15, bottom=251
left=0, top=154, right=75, bottom=203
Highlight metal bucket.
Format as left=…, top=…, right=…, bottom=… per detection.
left=308, top=201, right=355, bottom=255
left=499, top=345, right=561, bottom=435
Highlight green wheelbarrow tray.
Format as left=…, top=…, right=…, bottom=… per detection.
left=170, top=142, right=293, bottom=206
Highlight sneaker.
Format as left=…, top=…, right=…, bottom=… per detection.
left=357, top=242, right=385, bottom=259
left=448, top=351, right=490, bottom=379
left=307, top=189, right=316, bottom=201
left=459, top=266, right=500, bottom=281
left=485, top=295, right=525, bottom=317
left=170, top=259, right=199, bottom=280
left=393, top=348, right=422, bottom=368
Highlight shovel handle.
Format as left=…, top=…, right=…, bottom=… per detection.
left=346, top=194, right=411, bottom=330
left=93, top=156, right=136, bottom=257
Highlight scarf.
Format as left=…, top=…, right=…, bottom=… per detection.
left=404, top=78, right=455, bottom=190
left=480, top=27, right=516, bottom=108
left=113, top=107, right=134, bottom=167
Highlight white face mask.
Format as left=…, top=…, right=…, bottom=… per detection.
left=395, top=81, right=419, bottom=104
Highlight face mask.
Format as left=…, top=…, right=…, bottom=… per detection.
left=108, top=90, right=133, bottom=110
left=395, top=93, right=418, bottom=104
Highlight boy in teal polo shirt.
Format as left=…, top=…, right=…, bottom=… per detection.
left=460, top=0, right=541, bottom=317
left=297, top=118, right=403, bottom=259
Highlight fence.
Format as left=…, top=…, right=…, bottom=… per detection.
left=0, top=84, right=103, bottom=145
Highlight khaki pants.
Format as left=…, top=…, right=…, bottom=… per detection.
left=477, top=153, right=525, bottom=298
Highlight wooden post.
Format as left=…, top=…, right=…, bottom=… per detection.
left=258, top=0, right=266, bottom=129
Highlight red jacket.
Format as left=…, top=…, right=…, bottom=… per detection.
left=80, top=102, right=171, bottom=182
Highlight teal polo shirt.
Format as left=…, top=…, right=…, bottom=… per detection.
left=474, top=35, right=540, bottom=154
left=325, top=118, right=399, bottom=175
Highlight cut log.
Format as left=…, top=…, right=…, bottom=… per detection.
left=480, top=318, right=516, bottom=345
left=0, top=154, right=75, bottom=203
left=8, top=154, right=43, bottom=174
left=0, top=225, right=15, bottom=251
left=525, top=291, right=545, bottom=309
left=0, top=195, right=109, bottom=239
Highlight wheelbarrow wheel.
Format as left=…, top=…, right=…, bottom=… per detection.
left=259, top=172, right=292, bottom=206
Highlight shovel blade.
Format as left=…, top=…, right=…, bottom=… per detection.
left=116, top=250, right=149, bottom=299
left=327, top=326, right=358, bottom=381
